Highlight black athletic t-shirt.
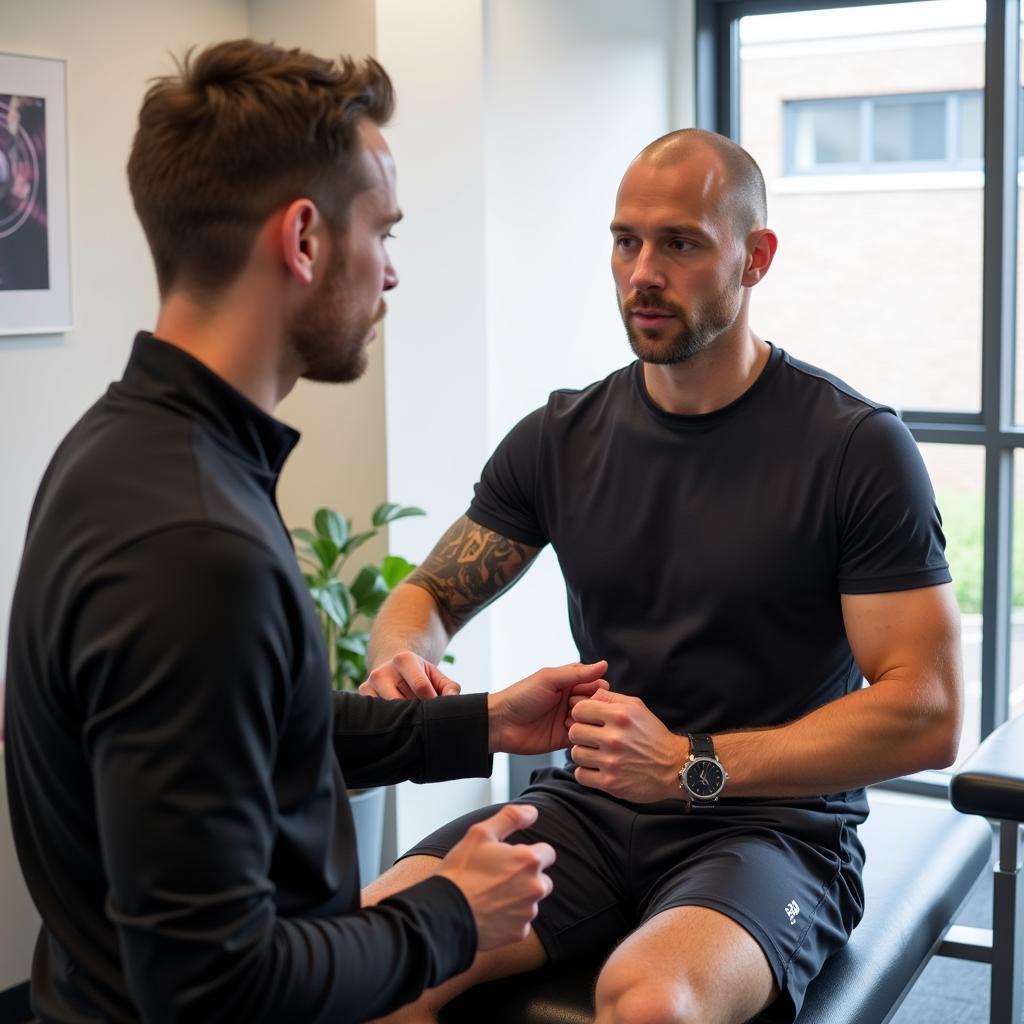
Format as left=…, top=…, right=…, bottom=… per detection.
left=468, top=345, right=950, bottom=748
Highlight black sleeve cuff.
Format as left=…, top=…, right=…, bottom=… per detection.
left=379, top=873, right=479, bottom=984
left=466, top=505, right=548, bottom=548
left=421, top=692, right=493, bottom=782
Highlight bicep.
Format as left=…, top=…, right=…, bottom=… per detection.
left=841, top=583, right=963, bottom=697
left=404, top=515, right=541, bottom=633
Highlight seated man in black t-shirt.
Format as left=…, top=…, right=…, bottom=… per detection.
left=360, top=129, right=963, bottom=1024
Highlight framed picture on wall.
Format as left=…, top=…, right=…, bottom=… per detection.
left=0, top=52, right=71, bottom=336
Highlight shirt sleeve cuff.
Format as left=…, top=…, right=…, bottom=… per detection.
left=421, top=692, right=493, bottom=781
left=379, top=873, right=479, bottom=984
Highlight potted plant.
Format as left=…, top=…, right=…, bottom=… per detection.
left=291, top=501, right=426, bottom=881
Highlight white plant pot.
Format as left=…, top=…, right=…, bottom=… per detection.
left=349, top=787, right=386, bottom=884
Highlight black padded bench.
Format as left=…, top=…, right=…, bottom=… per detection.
left=443, top=715, right=1024, bottom=1024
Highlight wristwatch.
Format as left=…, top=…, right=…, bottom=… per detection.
left=679, top=733, right=728, bottom=808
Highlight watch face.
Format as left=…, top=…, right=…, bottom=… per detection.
left=686, top=758, right=725, bottom=799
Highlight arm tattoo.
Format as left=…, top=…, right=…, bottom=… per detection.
left=405, top=516, right=540, bottom=635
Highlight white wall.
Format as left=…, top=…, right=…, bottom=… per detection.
left=377, top=0, right=694, bottom=849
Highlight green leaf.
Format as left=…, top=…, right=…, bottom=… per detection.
left=314, top=508, right=349, bottom=549
left=380, top=555, right=416, bottom=589
left=291, top=527, right=318, bottom=546
left=350, top=565, right=390, bottom=618
left=372, top=503, right=427, bottom=527
left=311, top=537, right=340, bottom=572
left=315, top=580, right=351, bottom=630
left=334, top=643, right=367, bottom=691
left=330, top=580, right=353, bottom=619
left=336, top=634, right=368, bottom=657
left=342, top=530, right=377, bottom=556
left=350, top=565, right=383, bottom=600
left=441, top=653, right=456, bottom=665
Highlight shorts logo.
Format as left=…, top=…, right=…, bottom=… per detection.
left=785, top=900, right=800, bottom=925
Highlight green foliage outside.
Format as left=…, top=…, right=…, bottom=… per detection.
left=936, top=490, right=1024, bottom=615
left=292, top=502, right=425, bottom=691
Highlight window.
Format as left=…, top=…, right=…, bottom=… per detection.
left=957, top=92, right=983, bottom=162
left=786, top=91, right=982, bottom=174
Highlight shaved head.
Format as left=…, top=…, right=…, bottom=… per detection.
left=633, top=129, right=767, bottom=239
left=610, top=128, right=777, bottom=369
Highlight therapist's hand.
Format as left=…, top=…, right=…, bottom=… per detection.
left=359, top=650, right=461, bottom=699
left=436, top=804, right=554, bottom=951
left=488, top=661, right=609, bottom=754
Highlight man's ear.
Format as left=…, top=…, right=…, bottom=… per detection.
left=741, top=228, right=778, bottom=287
left=280, top=198, right=322, bottom=287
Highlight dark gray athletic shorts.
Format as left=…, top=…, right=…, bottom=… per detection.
left=402, top=766, right=866, bottom=1023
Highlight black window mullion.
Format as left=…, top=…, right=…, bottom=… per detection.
left=982, top=448, right=1014, bottom=733
left=979, top=0, right=1020, bottom=735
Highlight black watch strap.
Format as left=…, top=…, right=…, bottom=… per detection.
left=687, top=733, right=715, bottom=759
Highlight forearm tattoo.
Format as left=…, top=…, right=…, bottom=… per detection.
left=405, top=516, right=539, bottom=634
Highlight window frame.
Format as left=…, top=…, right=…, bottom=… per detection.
left=695, top=0, right=1020, bottom=797
left=783, top=90, right=984, bottom=174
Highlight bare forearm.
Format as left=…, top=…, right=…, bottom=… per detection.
left=580, top=673, right=963, bottom=806
left=572, top=587, right=964, bottom=805
left=368, top=517, right=539, bottom=673
left=717, top=586, right=964, bottom=800
left=367, top=582, right=450, bottom=669
left=715, top=674, right=962, bottom=799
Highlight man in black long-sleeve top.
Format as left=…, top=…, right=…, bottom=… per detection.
left=3, top=40, right=607, bottom=1023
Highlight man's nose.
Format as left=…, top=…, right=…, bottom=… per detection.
left=629, top=245, right=665, bottom=292
left=383, top=258, right=399, bottom=292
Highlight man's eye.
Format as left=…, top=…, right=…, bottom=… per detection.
left=669, top=239, right=694, bottom=251
left=614, top=237, right=636, bottom=250
left=384, top=231, right=397, bottom=240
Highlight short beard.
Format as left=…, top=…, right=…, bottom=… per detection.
left=619, top=289, right=740, bottom=366
left=291, top=246, right=380, bottom=385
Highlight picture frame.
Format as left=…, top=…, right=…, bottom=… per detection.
left=0, top=52, right=71, bottom=336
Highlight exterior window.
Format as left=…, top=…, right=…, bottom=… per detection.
left=791, top=103, right=859, bottom=169
left=956, top=92, right=983, bottom=162
left=873, top=97, right=945, bottom=162
left=785, top=91, right=983, bottom=174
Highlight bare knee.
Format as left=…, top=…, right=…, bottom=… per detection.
left=596, top=966, right=699, bottom=1024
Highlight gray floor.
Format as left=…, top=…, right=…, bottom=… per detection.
left=891, top=858, right=1007, bottom=1024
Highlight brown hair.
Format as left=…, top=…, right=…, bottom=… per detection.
left=127, top=39, right=394, bottom=298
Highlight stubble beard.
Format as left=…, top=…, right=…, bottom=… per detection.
left=291, top=247, right=382, bottom=385
left=620, top=287, right=742, bottom=366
